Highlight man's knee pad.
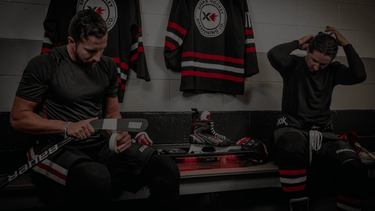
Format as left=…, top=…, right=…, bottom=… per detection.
left=275, top=132, right=308, bottom=165
left=148, top=154, right=180, bottom=180
left=67, top=162, right=112, bottom=202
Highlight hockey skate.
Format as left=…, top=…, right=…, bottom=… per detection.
left=189, top=108, right=233, bottom=147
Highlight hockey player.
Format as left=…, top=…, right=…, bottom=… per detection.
left=268, top=26, right=368, bottom=210
left=42, top=0, right=150, bottom=103
left=10, top=10, right=180, bottom=210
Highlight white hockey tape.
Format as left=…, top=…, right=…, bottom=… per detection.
left=109, top=131, right=119, bottom=153
left=102, top=119, right=117, bottom=130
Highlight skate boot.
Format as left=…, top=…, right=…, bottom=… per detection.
left=189, top=108, right=232, bottom=146
left=289, top=197, right=309, bottom=211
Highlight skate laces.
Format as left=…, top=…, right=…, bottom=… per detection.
left=208, top=121, right=227, bottom=140
left=309, top=130, right=322, bottom=165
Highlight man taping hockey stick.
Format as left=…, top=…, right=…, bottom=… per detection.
left=0, top=118, right=148, bottom=189
left=9, top=10, right=180, bottom=210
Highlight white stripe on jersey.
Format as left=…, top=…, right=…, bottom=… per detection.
left=167, top=31, right=183, bottom=46
left=182, top=61, right=243, bottom=74
left=246, top=38, right=255, bottom=44
left=117, top=68, right=128, bottom=80
left=131, top=37, right=143, bottom=51
left=43, top=37, right=53, bottom=45
left=245, top=12, right=252, bottom=28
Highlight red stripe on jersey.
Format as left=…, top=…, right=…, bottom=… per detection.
left=182, top=52, right=244, bottom=64
left=118, top=78, right=126, bottom=90
left=282, top=184, right=306, bottom=192
left=246, top=29, right=254, bottom=35
left=279, top=169, right=306, bottom=176
left=246, top=47, right=256, bottom=53
left=131, top=53, right=138, bottom=62
left=120, top=62, right=128, bottom=70
left=338, top=195, right=363, bottom=205
left=138, top=46, right=145, bottom=54
left=135, top=27, right=142, bottom=38
left=168, top=21, right=187, bottom=35
left=165, top=41, right=176, bottom=51
left=130, top=47, right=144, bottom=62
left=182, top=70, right=244, bottom=83
left=41, top=48, right=50, bottom=54
left=112, top=57, right=129, bottom=70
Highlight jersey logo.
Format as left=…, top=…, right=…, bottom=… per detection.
left=77, top=0, right=118, bottom=32
left=195, top=0, right=227, bottom=38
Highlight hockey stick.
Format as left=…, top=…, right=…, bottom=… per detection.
left=0, top=118, right=148, bottom=189
left=354, top=142, right=375, bottom=161
left=341, top=132, right=375, bottom=161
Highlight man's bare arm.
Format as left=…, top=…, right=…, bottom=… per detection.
left=10, top=96, right=96, bottom=139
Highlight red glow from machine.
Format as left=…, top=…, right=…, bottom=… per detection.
left=176, top=154, right=243, bottom=171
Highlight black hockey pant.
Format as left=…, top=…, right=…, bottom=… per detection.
left=30, top=144, right=181, bottom=210
left=274, top=129, right=368, bottom=210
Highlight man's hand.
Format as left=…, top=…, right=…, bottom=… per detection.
left=325, top=26, right=349, bottom=46
left=298, top=34, right=314, bottom=50
left=67, top=117, right=97, bottom=139
left=115, top=131, right=132, bottom=153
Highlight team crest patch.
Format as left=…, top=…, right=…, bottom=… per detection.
left=195, top=0, right=227, bottom=38
left=77, top=0, right=117, bottom=31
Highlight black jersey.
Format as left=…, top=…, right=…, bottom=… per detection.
left=164, top=0, right=259, bottom=94
left=267, top=40, right=366, bottom=126
left=16, top=46, right=118, bottom=122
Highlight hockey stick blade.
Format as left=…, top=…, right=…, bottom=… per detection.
left=0, top=118, right=148, bottom=189
left=91, top=118, right=148, bottom=132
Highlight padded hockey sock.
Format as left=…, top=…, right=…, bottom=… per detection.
left=336, top=159, right=367, bottom=211
left=337, top=195, right=363, bottom=211
left=279, top=168, right=307, bottom=200
left=275, top=132, right=309, bottom=200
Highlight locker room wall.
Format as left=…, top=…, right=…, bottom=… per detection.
left=0, top=0, right=374, bottom=112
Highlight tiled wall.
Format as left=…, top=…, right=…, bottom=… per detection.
left=0, top=0, right=374, bottom=113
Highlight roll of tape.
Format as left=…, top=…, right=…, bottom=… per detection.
left=109, top=131, right=119, bottom=153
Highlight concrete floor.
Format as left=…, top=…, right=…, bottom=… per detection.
left=178, top=187, right=375, bottom=211
left=10, top=179, right=375, bottom=211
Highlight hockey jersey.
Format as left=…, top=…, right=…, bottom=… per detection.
left=41, top=0, right=150, bottom=103
left=164, top=0, right=259, bottom=94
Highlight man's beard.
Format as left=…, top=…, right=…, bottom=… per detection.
left=73, top=50, right=96, bottom=68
